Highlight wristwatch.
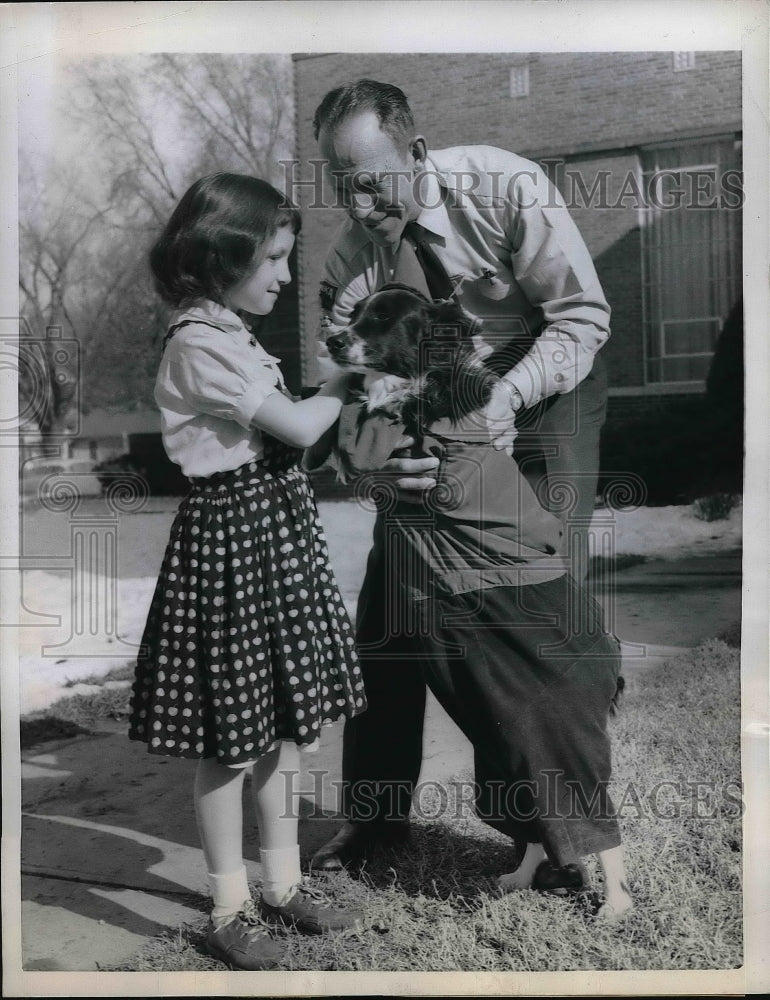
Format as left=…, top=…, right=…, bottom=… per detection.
left=500, top=378, right=524, bottom=412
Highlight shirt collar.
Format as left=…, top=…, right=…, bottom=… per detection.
left=413, top=161, right=452, bottom=242
left=171, top=299, right=282, bottom=364
left=171, top=298, right=243, bottom=331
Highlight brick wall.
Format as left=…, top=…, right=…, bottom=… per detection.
left=292, top=51, right=741, bottom=390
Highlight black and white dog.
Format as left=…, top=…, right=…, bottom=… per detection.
left=324, top=283, right=502, bottom=433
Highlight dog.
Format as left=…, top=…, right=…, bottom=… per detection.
left=324, top=283, right=501, bottom=433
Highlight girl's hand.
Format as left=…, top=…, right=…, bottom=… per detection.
left=316, top=350, right=344, bottom=382
left=316, top=371, right=357, bottom=400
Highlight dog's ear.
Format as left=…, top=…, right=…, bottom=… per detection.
left=349, top=298, right=365, bottom=322
left=425, top=299, right=479, bottom=340
left=379, top=282, right=431, bottom=304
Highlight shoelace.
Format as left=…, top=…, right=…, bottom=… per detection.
left=293, top=882, right=334, bottom=910
left=232, top=899, right=271, bottom=938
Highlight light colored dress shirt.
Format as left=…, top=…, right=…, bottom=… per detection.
left=154, top=299, right=284, bottom=478
left=320, top=145, right=611, bottom=408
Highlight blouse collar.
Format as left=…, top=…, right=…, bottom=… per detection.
left=172, top=299, right=281, bottom=363
left=173, top=298, right=248, bottom=333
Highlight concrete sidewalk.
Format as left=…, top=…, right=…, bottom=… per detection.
left=15, top=551, right=742, bottom=972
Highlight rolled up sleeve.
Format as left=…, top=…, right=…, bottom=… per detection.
left=324, top=255, right=374, bottom=332
left=503, top=168, right=611, bottom=406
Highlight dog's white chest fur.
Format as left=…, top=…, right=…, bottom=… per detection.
left=362, top=375, right=426, bottom=418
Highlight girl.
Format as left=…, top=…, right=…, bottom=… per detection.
left=128, top=173, right=367, bottom=970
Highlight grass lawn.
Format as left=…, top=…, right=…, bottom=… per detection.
left=23, top=635, right=742, bottom=972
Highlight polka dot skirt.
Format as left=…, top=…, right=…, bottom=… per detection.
left=128, top=437, right=366, bottom=765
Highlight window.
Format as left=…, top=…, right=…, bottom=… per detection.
left=673, top=51, right=696, bottom=72
left=640, top=137, right=742, bottom=385
left=509, top=65, right=530, bottom=98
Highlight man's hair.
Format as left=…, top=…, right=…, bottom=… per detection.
left=313, top=79, right=415, bottom=147
left=149, top=173, right=300, bottom=308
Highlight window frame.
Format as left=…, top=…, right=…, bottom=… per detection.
left=639, top=133, right=742, bottom=391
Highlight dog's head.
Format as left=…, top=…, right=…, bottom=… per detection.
left=325, top=284, right=477, bottom=378
left=326, top=284, right=498, bottom=426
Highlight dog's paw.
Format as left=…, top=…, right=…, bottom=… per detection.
left=364, top=374, right=409, bottom=409
left=353, top=391, right=401, bottom=421
left=364, top=378, right=418, bottom=418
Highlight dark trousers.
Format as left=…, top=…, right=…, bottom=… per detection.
left=514, top=354, right=607, bottom=583
left=342, top=518, right=428, bottom=825
left=416, top=580, right=622, bottom=864
left=341, top=361, right=609, bottom=831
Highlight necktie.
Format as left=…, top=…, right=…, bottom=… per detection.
left=394, top=223, right=456, bottom=300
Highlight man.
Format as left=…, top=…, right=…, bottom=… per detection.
left=308, top=79, right=611, bottom=870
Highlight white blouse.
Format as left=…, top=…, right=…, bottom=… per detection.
left=154, top=299, right=285, bottom=478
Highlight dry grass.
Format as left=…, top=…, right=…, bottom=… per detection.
left=81, top=637, right=742, bottom=973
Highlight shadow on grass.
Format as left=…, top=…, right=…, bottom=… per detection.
left=325, top=819, right=520, bottom=906
left=20, top=716, right=92, bottom=750
left=22, top=812, right=211, bottom=970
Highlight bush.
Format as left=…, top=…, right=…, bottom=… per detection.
left=599, top=396, right=743, bottom=506
left=692, top=493, right=741, bottom=522
left=600, top=302, right=743, bottom=507
left=94, top=446, right=188, bottom=497
left=716, top=621, right=741, bottom=648
left=128, top=433, right=190, bottom=495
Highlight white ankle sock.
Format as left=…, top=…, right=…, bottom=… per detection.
left=208, top=865, right=251, bottom=921
left=260, top=845, right=301, bottom=906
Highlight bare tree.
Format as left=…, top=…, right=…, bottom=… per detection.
left=19, top=53, right=296, bottom=441
left=67, top=53, right=295, bottom=222
left=18, top=156, right=114, bottom=435
left=154, top=54, right=294, bottom=186
left=67, top=55, right=185, bottom=226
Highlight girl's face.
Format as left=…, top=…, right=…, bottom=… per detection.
left=224, top=226, right=295, bottom=315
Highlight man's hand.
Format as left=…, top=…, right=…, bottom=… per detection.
left=480, top=378, right=521, bottom=454
left=381, top=435, right=439, bottom=493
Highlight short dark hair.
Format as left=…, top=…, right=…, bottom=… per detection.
left=149, top=173, right=301, bottom=308
left=313, top=79, right=415, bottom=147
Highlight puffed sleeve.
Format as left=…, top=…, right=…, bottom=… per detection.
left=167, top=328, right=281, bottom=428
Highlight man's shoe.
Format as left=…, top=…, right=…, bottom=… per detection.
left=531, top=860, right=588, bottom=896
left=205, top=898, right=284, bottom=970
left=259, top=881, right=364, bottom=935
left=309, top=820, right=410, bottom=871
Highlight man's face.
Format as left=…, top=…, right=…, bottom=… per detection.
left=318, top=111, right=424, bottom=248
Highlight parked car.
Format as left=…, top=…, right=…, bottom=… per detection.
left=22, top=456, right=103, bottom=501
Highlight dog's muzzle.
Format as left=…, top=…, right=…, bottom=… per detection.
left=325, top=331, right=369, bottom=367
left=325, top=332, right=347, bottom=357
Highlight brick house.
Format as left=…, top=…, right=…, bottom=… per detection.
left=291, top=51, right=743, bottom=501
